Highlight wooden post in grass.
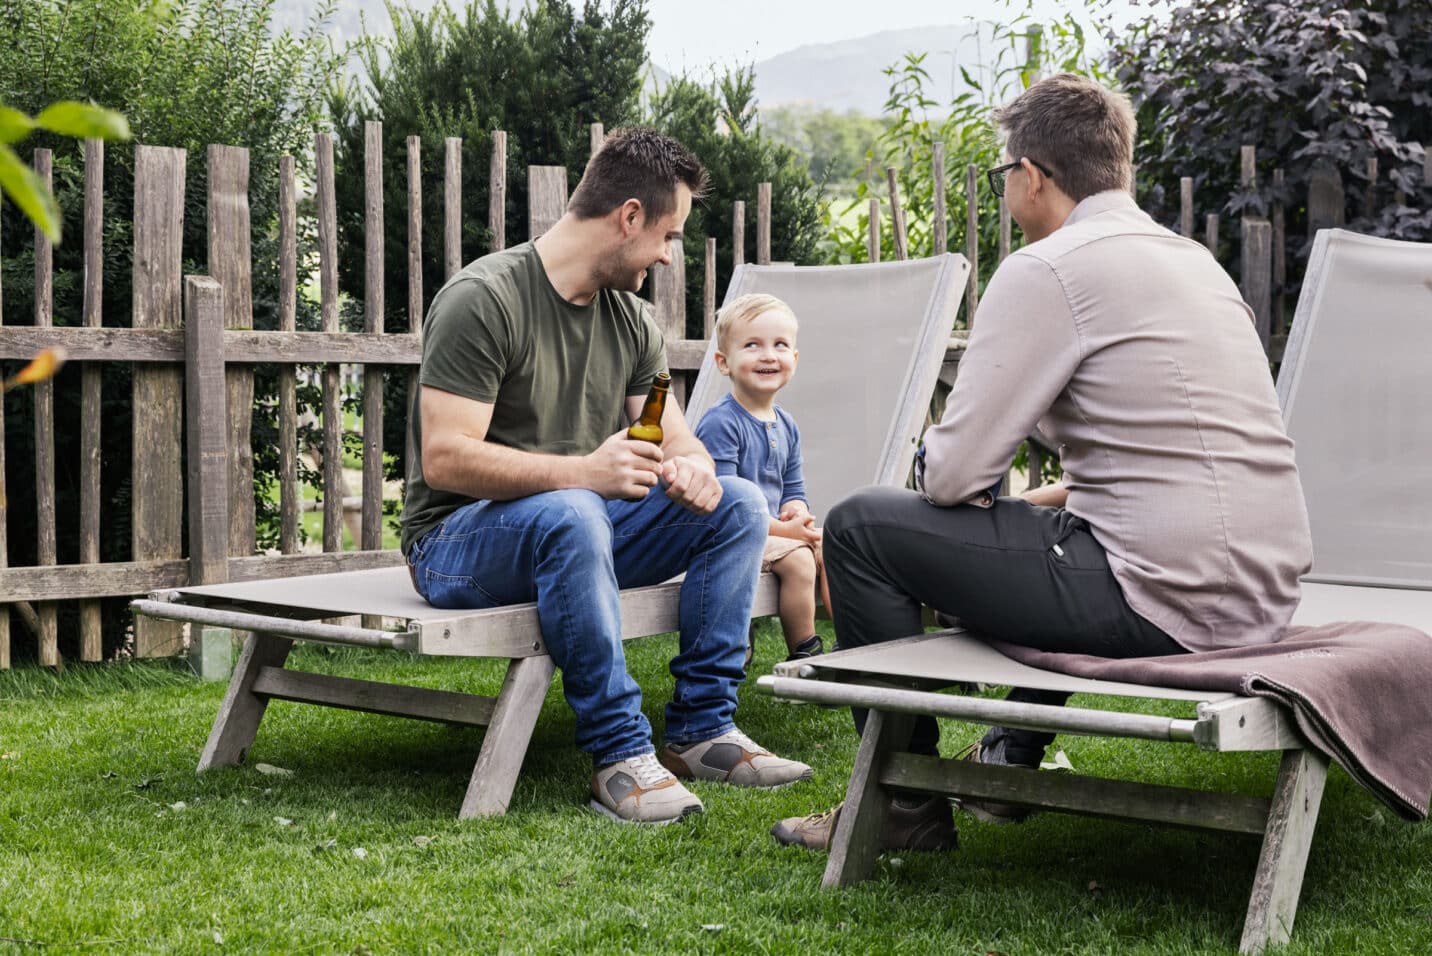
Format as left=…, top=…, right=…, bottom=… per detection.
left=32, top=149, right=58, bottom=666
left=1306, top=160, right=1344, bottom=238
left=132, top=145, right=187, bottom=658
left=732, top=200, right=745, bottom=267
left=278, top=155, right=300, bottom=556
left=528, top=166, right=567, bottom=240
left=362, top=120, right=386, bottom=570
left=316, top=133, right=344, bottom=554
left=1206, top=213, right=1220, bottom=255
left=1242, top=219, right=1273, bottom=350
left=966, top=164, right=980, bottom=326
left=79, top=139, right=104, bottom=661
left=589, top=122, right=604, bottom=158
left=704, top=237, right=717, bottom=339
left=406, top=137, right=423, bottom=478
left=1180, top=177, right=1194, bottom=238
left=1272, top=168, right=1287, bottom=336
left=998, top=199, right=1011, bottom=263
left=867, top=198, right=880, bottom=263
left=208, top=145, right=256, bottom=566
left=445, top=137, right=462, bottom=277
left=932, top=142, right=947, bottom=256
left=886, top=167, right=907, bottom=260
left=756, top=182, right=771, bottom=265
left=488, top=131, right=506, bottom=253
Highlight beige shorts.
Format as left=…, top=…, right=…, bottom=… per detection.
left=761, top=535, right=815, bottom=573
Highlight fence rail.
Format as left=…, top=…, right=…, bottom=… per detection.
left=1, top=122, right=1428, bottom=668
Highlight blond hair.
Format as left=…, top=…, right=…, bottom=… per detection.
left=992, top=73, right=1136, bottom=201
left=713, top=293, right=797, bottom=352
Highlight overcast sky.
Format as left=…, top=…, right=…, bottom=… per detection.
left=642, top=0, right=1162, bottom=73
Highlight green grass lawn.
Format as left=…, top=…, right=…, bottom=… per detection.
left=2, top=619, right=1430, bottom=954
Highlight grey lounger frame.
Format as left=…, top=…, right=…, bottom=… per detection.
left=133, top=254, right=971, bottom=819
left=757, top=229, right=1432, bottom=954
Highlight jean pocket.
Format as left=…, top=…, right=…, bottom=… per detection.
left=422, top=570, right=503, bottom=610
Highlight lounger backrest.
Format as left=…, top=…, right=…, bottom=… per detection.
left=684, top=255, right=970, bottom=516
left=1277, top=229, right=1432, bottom=589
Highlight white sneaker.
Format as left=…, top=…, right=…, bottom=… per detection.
left=590, top=752, right=704, bottom=825
left=660, top=728, right=813, bottom=789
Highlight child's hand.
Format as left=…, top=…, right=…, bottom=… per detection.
left=773, top=511, right=821, bottom=545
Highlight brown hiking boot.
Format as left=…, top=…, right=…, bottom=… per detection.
left=770, top=796, right=957, bottom=852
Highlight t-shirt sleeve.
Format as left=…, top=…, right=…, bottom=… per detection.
left=627, top=303, right=669, bottom=397
left=694, top=405, right=742, bottom=479
left=780, top=414, right=808, bottom=508
left=419, top=280, right=510, bottom=404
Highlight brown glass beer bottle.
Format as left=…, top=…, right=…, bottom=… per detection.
left=627, top=372, right=671, bottom=444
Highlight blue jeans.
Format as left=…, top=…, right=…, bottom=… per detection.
left=407, top=477, right=768, bottom=765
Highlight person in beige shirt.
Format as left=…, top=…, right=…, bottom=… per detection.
left=773, top=74, right=1313, bottom=853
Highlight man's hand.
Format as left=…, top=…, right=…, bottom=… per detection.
left=585, top=430, right=664, bottom=500
left=658, top=455, right=723, bottom=513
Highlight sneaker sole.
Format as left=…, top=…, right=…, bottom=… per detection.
left=588, top=799, right=703, bottom=826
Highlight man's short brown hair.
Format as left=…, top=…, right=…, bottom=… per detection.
left=568, top=126, right=710, bottom=223
left=992, top=74, right=1136, bottom=202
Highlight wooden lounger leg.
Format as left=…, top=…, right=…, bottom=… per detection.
left=1239, top=747, right=1330, bottom=954
left=197, top=630, right=294, bottom=771
left=822, top=708, right=916, bottom=888
left=459, top=654, right=558, bottom=819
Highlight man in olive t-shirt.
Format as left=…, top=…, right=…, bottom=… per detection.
left=401, top=128, right=812, bottom=825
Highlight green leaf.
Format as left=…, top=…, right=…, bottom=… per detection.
left=0, top=106, right=35, bottom=145
left=33, top=102, right=131, bottom=141
left=0, top=144, right=61, bottom=243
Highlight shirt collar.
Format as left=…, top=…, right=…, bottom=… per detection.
left=1062, top=189, right=1138, bottom=227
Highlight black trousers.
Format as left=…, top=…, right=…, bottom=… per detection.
left=823, top=486, right=1185, bottom=761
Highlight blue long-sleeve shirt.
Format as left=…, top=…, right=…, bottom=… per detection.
left=695, top=394, right=806, bottom=518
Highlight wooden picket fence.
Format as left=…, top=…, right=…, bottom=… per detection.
left=0, top=121, right=1427, bottom=669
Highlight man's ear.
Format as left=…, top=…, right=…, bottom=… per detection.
left=617, top=198, right=644, bottom=237
left=1020, top=156, right=1045, bottom=200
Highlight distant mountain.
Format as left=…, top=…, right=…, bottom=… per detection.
left=751, top=25, right=997, bottom=116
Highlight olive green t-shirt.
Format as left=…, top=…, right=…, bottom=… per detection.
left=399, top=242, right=667, bottom=555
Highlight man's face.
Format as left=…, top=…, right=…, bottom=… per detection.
left=605, top=184, right=693, bottom=293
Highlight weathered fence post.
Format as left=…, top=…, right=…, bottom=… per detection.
left=362, top=120, right=385, bottom=561
left=732, top=200, right=745, bottom=267
left=1179, top=177, right=1194, bottom=238
left=756, top=182, right=772, bottom=265
left=528, top=166, right=567, bottom=239
left=33, top=149, right=58, bottom=666
left=445, top=137, right=462, bottom=277
left=1205, top=214, right=1219, bottom=254
left=1306, top=160, right=1344, bottom=237
left=965, top=164, right=980, bottom=326
left=278, top=155, right=299, bottom=555
left=652, top=238, right=687, bottom=402
left=1272, top=168, right=1287, bottom=336
left=316, top=133, right=344, bottom=554
left=488, top=131, right=506, bottom=253
left=886, top=167, right=908, bottom=260
left=867, top=198, right=880, bottom=263
left=998, top=198, right=1011, bottom=263
left=80, top=139, right=104, bottom=661
left=1362, top=157, right=1378, bottom=219
left=1242, top=219, right=1273, bottom=349
left=932, top=142, right=947, bottom=256
left=704, top=237, right=717, bottom=338
left=406, top=137, right=423, bottom=475
left=589, top=122, right=605, bottom=158
left=184, top=274, right=232, bottom=679
left=132, top=145, right=187, bottom=658
left=208, top=145, right=256, bottom=565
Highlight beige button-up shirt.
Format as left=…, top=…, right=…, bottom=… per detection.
left=920, top=190, right=1313, bottom=651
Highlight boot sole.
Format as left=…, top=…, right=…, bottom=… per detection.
left=588, top=799, right=703, bottom=826
left=954, top=798, right=1033, bottom=825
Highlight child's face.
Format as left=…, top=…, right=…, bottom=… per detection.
left=715, top=308, right=799, bottom=400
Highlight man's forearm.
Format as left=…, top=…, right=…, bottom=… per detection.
left=427, top=438, right=588, bottom=501
left=663, top=432, right=714, bottom=471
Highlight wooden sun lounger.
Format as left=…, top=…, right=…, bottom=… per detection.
left=757, top=229, right=1432, bottom=953
left=132, top=254, right=970, bottom=818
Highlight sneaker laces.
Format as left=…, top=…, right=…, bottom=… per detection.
left=626, top=752, right=676, bottom=789
left=800, top=803, right=842, bottom=827
left=723, top=728, right=770, bottom=756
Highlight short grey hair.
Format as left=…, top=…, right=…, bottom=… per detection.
left=992, top=74, right=1136, bottom=202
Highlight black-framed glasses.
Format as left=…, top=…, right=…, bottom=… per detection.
left=986, top=159, right=1055, bottom=198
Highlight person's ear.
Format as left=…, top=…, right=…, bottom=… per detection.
left=790, top=347, right=799, bottom=368
left=1020, top=157, right=1043, bottom=200
left=713, top=350, right=731, bottom=376
left=617, top=198, right=643, bottom=237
